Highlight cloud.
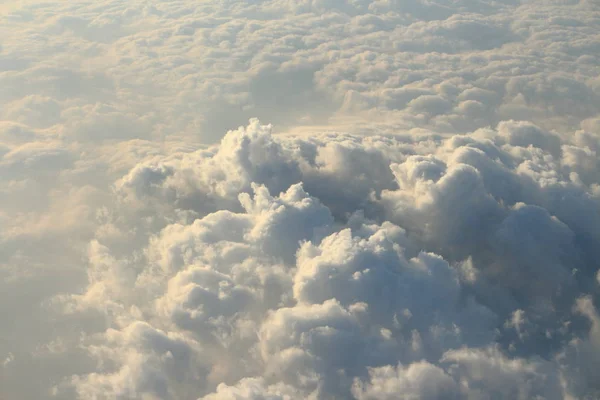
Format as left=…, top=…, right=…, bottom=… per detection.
left=37, top=119, right=599, bottom=399
left=352, top=361, right=460, bottom=400
left=1, top=0, right=600, bottom=399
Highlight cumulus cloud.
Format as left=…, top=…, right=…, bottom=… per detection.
left=1, top=0, right=600, bottom=399
left=38, top=119, right=599, bottom=399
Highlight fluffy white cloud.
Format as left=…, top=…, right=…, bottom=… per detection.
left=352, top=361, right=461, bottom=400
left=37, top=119, right=599, bottom=399
left=2, top=0, right=600, bottom=399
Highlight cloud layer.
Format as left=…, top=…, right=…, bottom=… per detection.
left=1, top=0, right=600, bottom=399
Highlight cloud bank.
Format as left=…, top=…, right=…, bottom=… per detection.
left=50, top=119, right=599, bottom=400
left=1, top=0, right=600, bottom=399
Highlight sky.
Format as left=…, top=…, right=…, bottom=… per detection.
left=1, top=0, right=600, bottom=399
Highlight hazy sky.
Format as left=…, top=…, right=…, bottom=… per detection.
left=1, top=1, right=600, bottom=399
